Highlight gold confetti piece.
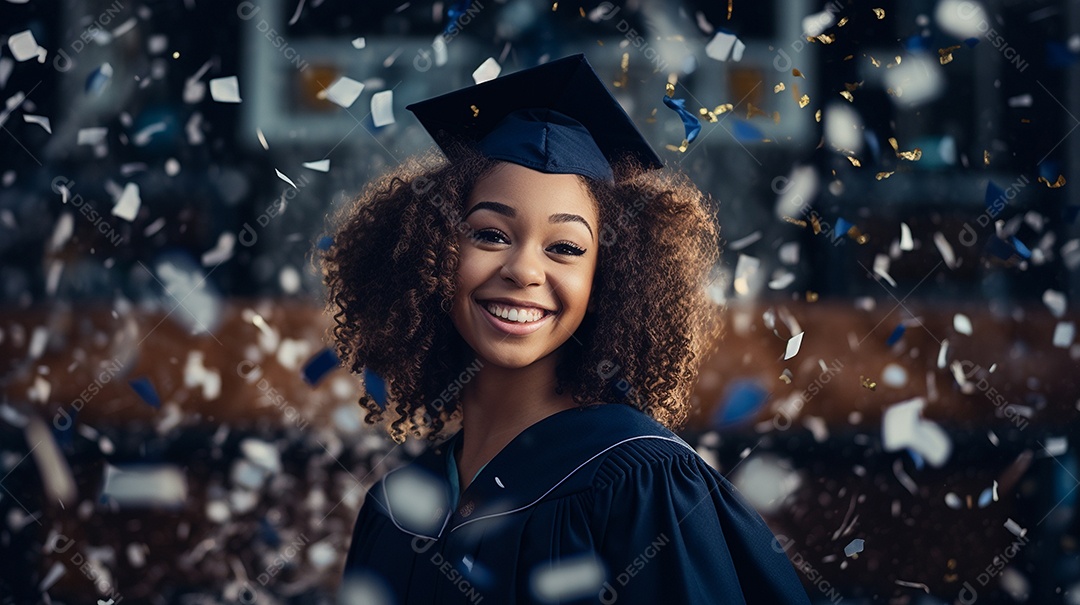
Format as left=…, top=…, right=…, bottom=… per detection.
left=1021, top=118, right=1030, bottom=123
left=665, top=82, right=675, bottom=97
left=792, top=68, right=804, bottom=78
left=779, top=372, right=792, bottom=384
left=552, top=1, right=557, bottom=9
left=579, top=6, right=585, bottom=17
left=773, top=111, right=781, bottom=124
left=714, top=103, right=734, bottom=114
left=939, top=44, right=961, bottom=65
left=843, top=54, right=854, bottom=61
left=844, top=81, right=863, bottom=92
left=876, top=171, right=894, bottom=180
left=774, top=82, right=786, bottom=93
left=815, top=109, right=822, bottom=122
left=728, top=0, right=733, bottom=19
left=898, top=148, right=922, bottom=161
left=816, top=33, right=836, bottom=44
left=806, top=291, right=819, bottom=302
left=873, top=8, right=885, bottom=19
left=1038, top=175, right=1066, bottom=188
left=846, top=155, right=861, bottom=167
left=870, top=56, right=881, bottom=67
left=847, top=226, right=869, bottom=244
left=840, top=90, right=854, bottom=102
left=861, top=376, right=877, bottom=390
left=799, top=94, right=810, bottom=108
left=664, top=139, right=690, bottom=153
left=888, top=137, right=899, bottom=151
left=747, top=103, right=768, bottom=119
left=886, top=87, right=901, bottom=97
left=837, top=17, right=849, bottom=27
left=470, top=104, right=480, bottom=117
left=895, top=55, right=902, bottom=64
left=984, top=150, right=990, bottom=165
left=810, top=214, right=822, bottom=234
left=783, top=216, right=807, bottom=227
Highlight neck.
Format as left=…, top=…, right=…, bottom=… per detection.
left=456, top=352, right=578, bottom=469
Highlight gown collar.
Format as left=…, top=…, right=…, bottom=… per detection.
left=377, top=403, right=694, bottom=539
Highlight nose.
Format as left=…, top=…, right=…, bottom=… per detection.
left=500, top=245, right=545, bottom=287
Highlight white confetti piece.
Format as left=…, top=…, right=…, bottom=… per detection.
left=275, top=168, right=298, bottom=188
left=1043, top=289, right=1066, bottom=318
left=351, top=37, right=366, bottom=49
left=1007, top=94, right=1033, bottom=107
left=495, top=476, right=505, bottom=488
left=240, top=438, right=281, bottom=474
left=705, top=31, right=745, bottom=61
left=1043, top=436, right=1068, bottom=457
left=873, top=254, right=897, bottom=287
left=302, top=159, right=330, bottom=172
left=25, top=416, right=77, bottom=506
left=844, top=538, right=865, bottom=557
left=1004, top=518, right=1027, bottom=538
left=530, top=554, right=606, bottom=602
left=77, top=127, right=108, bottom=145
left=824, top=103, right=864, bottom=154
left=933, top=231, right=958, bottom=269
left=936, top=339, right=949, bottom=369
left=882, top=397, right=952, bottom=467
left=201, top=232, right=235, bottom=266
left=472, top=57, right=501, bottom=84
left=1053, top=322, right=1075, bottom=348
left=23, top=114, right=50, bottom=133
left=900, top=222, right=913, bottom=251
left=729, top=230, right=762, bottom=251
left=953, top=313, right=972, bottom=336
left=8, top=30, right=43, bottom=62
left=165, top=158, right=180, bottom=176
left=209, top=76, right=242, bottom=103
left=783, top=331, right=804, bottom=360
left=371, top=90, right=395, bottom=127
left=112, top=183, right=140, bottom=221
left=102, top=464, right=187, bottom=507
left=733, top=254, right=760, bottom=296
left=322, top=76, right=364, bottom=108
left=256, top=128, right=269, bottom=150
left=133, top=121, right=167, bottom=146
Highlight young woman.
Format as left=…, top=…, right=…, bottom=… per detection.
left=323, top=54, right=810, bottom=604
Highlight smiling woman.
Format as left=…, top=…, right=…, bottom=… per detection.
left=321, top=54, right=811, bottom=604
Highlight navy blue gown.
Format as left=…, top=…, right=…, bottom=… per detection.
left=340, top=403, right=811, bottom=604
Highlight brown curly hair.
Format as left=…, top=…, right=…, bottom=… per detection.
left=320, top=143, right=724, bottom=444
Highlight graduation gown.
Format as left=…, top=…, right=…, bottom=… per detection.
left=340, top=403, right=811, bottom=604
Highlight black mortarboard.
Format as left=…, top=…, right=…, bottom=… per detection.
left=405, top=54, right=663, bottom=182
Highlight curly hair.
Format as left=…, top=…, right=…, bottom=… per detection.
left=320, top=144, right=724, bottom=444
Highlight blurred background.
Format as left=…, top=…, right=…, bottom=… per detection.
left=1, top=0, right=1079, bottom=603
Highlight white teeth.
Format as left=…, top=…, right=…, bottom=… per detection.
left=483, top=302, right=547, bottom=323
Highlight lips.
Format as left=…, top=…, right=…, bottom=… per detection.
left=474, top=299, right=556, bottom=336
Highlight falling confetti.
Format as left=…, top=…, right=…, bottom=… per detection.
left=322, top=76, right=364, bottom=108
left=472, top=57, right=501, bottom=84
left=371, top=90, right=395, bottom=127
left=209, top=76, right=242, bottom=103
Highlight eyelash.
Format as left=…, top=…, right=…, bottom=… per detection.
left=470, top=229, right=587, bottom=256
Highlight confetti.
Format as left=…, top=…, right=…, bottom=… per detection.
left=102, top=464, right=188, bottom=507
left=1038, top=175, right=1066, bottom=188
left=275, top=168, right=299, bottom=188
left=882, top=397, right=952, bottom=467
left=840, top=90, right=854, bottom=103
left=302, top=347, right=341, bottom=386
left=303, top=159, right=330, bottom=172
left=705, top=30, right=746, bottom=61
left=472, top=57, right=501, bottom=84
left=1043, top=289, right=1066, bottom=317
left=322, top=76, right=364, bottom=108
left=774, top=83, right=786, bottom=93
left=112, top=183, right=141, bottom=221
left=783, top=331, right=805, bottom=360
left=22, top=114, right=51, bottom=133
left=873, top=8, right=885, bottom=19
left=129, top=377, right=162, bottom=408
left=953, top=313, right=972, bottom=335
left=351, top=37, right=366, bottom=49
left=7, top=30, right=45, bottom=62
left=371, top=90, right=395, bottom=127
left=844, top=538, right=865, bottom=557
left=900, top=222, right=913, bottom=250
left=798, top=94, right=810, bottom=108
left=861, top=376, right=877, bottom=390
left=209, top=76, right=242, bottom=103
left=663, top=95, right=701, bottom=143
left=938, top=45, right=961, bottom=65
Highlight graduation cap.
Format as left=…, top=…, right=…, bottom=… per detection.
left=405, top=54, right=663, bottom=182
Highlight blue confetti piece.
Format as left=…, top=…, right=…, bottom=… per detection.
left=316, top=235, right=333, bottom=250
left=833, top=217, right=853, bottom=241
left=906, top=448, right=925, bottom=470
left=85, top=63, right=112, bottom=95
left=904, top=35, right=928, bottom=52
left=1039, top=161, right=1061, bottom=182
left=963, top=37, right=980, bottom=48
left=986, top=236, right=1018, bottom=260
left=977, top=486, right=994, bottom=508
left=662, top=95, right=701, bottom=143
left=730, top=119, right=764, bottom=142
left=864, top=131, right=881, bottom=162
left=1010, top=236, right=1031, bottom=259
left=984, top=180, right=1006, bottom=210
left=714, top=379, right=768, bottom=428
left=886, top=323, right=906, bottom=346
left=259, top=517, right=281, bottom=547
left=129, top=377, right=161, bottom=408
left=363, top=367, right=388, bottom=409
left=302, top=348, right=340, bottom=386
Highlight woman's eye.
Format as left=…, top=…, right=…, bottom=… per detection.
left=551, top=242, right=586, bottom=256
left=471, top=229, right=508, bottom=244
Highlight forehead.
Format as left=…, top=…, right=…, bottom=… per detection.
left=465, top=163, right=598, bottom=219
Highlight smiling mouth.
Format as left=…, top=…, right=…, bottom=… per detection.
left=478, top=300, right=557, bottom=324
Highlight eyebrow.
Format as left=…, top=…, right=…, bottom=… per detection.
left=462, top=200, right=594, bottom=240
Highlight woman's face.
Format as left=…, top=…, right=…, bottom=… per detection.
left=450, top=162, right=600, bottom=369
